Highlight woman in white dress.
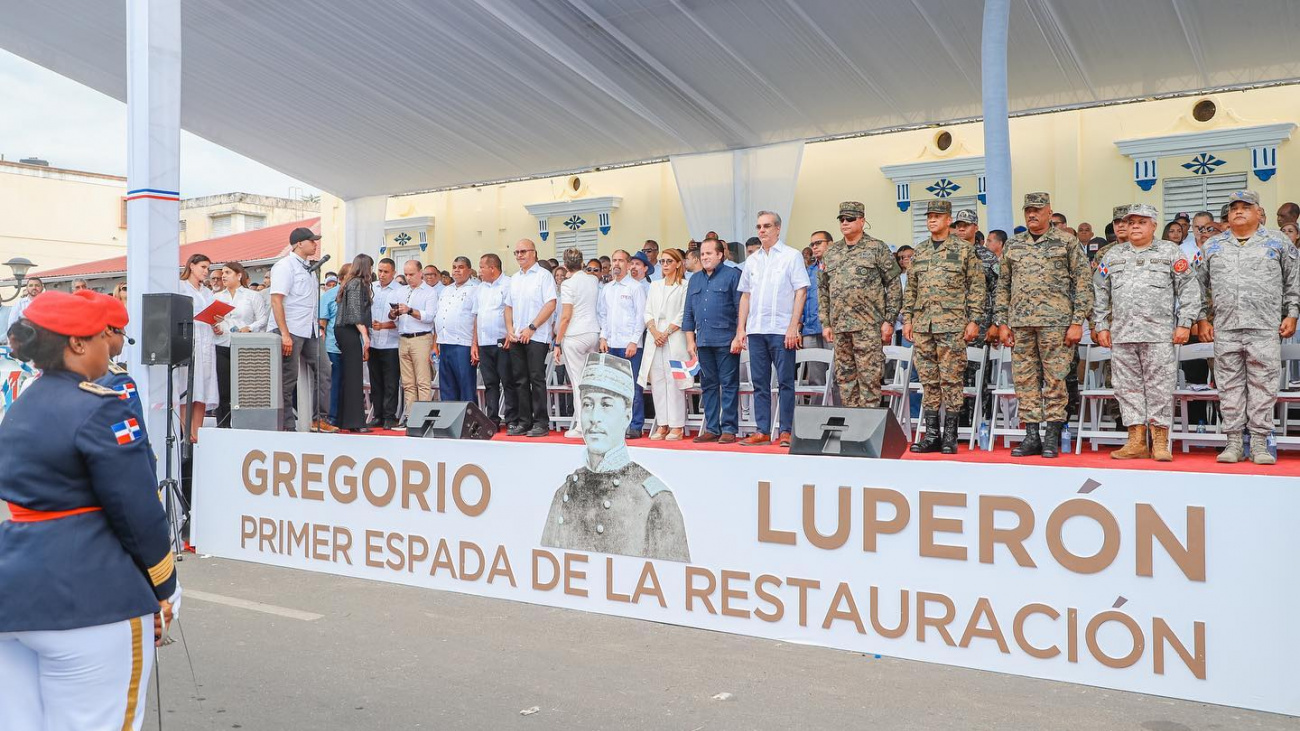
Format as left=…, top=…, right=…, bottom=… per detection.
left=638, top=249, right=690, bottom=440
left=213, top=261, right=269, bottom=427
left=178, top=254, right=220, bottom=443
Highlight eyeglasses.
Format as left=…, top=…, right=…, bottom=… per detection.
left=513, top=249, right=534, bottom=256
left=585, top=267, right=599, bottom=273
left=656, top=259, right=673, bottom=265
left=1196, top=226, right=1216, bottom=233
left=837, top=216, right=860, bottom=223
left=108, top=326, right=126, bottom=337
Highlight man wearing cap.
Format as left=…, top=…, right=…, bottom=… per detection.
left=995, top=192, right=1092, bottom=458
left=1092, top=204, right=1201, bottom=462
left=268, top=227, right=326, bottom=431
left=955, top=209, right=999, bottom=347
left=903, top=201, right=985, bottom=454
left=1093, top=205, right=1132, bottom=267
left=540, top=353, right=689, bottom=562
left=819, top=201, right=902, bottom=412
left=630, top=251, right=654, bottom=291
left=1197, top=190, right=1300, bottom=464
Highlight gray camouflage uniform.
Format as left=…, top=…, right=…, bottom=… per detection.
left=1092, top=240, right=1201, bottom=428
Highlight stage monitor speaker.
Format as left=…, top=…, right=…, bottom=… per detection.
left=406, top=401, right=496, bottom=440
left=788, top=406, right=908, bottom=459
left=141, top=293, right=193, bottom=367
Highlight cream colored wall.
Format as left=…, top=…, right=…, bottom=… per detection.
left=179, top=195, right=319, bottom=244
left=322, top=85, right=1300, bottom=264
left=0, top=164, right=127, bottom=271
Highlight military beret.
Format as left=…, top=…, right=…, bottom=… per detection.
left=580, top=353, right=636, bottom=402
left=838, top=201, right=865, bottom=219
left=1112, top=204, right=1132, bottom=222
left=1227, top=190, right=1261, bottom=206
left=1023, top=192, right=1050, bottom=209
left=954, top=209, right=978, bottom=225
left=1125, top=204, right=1159, bottom=220
left=73, top=290, right=128, bottom=329
left=926, top=200, right=952, bottom=215
left=22, top=290, right=108, bottom=338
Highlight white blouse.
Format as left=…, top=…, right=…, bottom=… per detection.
left=214, top=286, right=270, bottom=346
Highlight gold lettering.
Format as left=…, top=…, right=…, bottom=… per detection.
left=757, top=482, right=796, bottom=545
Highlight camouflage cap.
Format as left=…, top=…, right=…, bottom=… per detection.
left=954, top=209, right=978, bottom=225
left=838, top=201, right=865, bottom=219
left=1125, top=203, right=1159, bottom=220
left=1227, top=190, right=1261, bottom=206
left=926, top=200, right=952, bottom=215
left=1112, top=204, right=1131, bottom=222
left=1023, top=192, right=1050, bottom=209
left=579, top=352, right=635, bottom=402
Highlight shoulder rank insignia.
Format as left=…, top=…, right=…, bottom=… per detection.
left=80, top=382, right=122, bottom=397
left=111, top=418, right=143, bottom=445
left=107, top=362, right=128, bottom=375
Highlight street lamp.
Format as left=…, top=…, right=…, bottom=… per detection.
left=1, top=258, right=35, bottom=304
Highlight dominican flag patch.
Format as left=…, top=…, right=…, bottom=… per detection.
left=669, top=358, right=700, bottom=381
left=112, top=418, right=142, bottom=445
left=1097, top=262, right=1109, bottom=279
left=117, top=383, right=137, bottom=400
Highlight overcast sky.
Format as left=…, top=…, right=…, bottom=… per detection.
left=0, top=50, right=318, bottom=199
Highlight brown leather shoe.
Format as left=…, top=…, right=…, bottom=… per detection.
left=777, top=432, right=792, bottom=447
left=693, top=431, right=720, bottom=443
left=316, top=420, right=339, bottom=434
left=718, top=433, right=737, bottom=444
left=739, top=433, right=770, bottom=446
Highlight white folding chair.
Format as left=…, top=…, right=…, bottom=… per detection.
left=1074, top=344, right=1124, bottom=453
left=881, top=345, right=916, bottom=440
left=1171, top=342, right=1221, bottom=452
left=988, top=345, right=1024, bottom=448
left=544, top=357, right=575, bottom=432
left=962, top=346, right=989, bottom=449
left=794, top=348, right=835, bottom=406
left=737, top=348, right=758, bottom=435
left=1275, top=343, right=1300, bottom=450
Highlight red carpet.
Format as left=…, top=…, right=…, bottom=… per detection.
left=364, top=426, right=1297, bottom=476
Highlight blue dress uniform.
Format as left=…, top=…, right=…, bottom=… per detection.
left=0, top=369, right=177, bottom=730
left=97, top=361, right=157, bottom=475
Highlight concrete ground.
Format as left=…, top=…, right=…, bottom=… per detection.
left=121, top=555, right=1298, bottom=731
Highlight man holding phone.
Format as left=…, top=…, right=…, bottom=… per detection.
left=368, top=258, right=403, bottom=429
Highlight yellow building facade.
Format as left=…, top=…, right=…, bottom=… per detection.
left=0, top=159, right=128, bottom=272
left=320, top=86, right=1300, bottom=270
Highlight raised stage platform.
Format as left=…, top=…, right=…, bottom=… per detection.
left=193, top=426, right=1300, bottom=717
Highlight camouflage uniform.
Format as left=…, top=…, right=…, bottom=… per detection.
left=1091, top=205, right=1132, bottom=267
left=972, top=243, right=999, bottom=347
left=994, top=194, right=1093, bottom=424
left=1093, top=233, right=1202, bottom=428
left=1198, top=214, right=1300, bottom=436
left=819, top=205, right=903, bottom=408
left=904, top=219, right=986, bottom=411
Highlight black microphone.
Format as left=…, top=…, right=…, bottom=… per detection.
left=306, top=254, right=332, bottom=274
left=126, top=335, right=136, bottom=345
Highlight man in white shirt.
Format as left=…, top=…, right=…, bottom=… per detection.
left=554, top=247, right=602, bottom=439
left=5, top=277, right=44, bottom=332
left=368, top=258, right=403, bottom=429
left=268, top=227, right=326, bottom=431
left=503, top=239, right=558, bottom=437
left=434, top=256, right=478, bottom=402
left=391, top=259, right=439, bottom=419
left=735, top=211, right=809, bottom=447
left=599, top=249, right=649, bottom=438
left=472, top=253, right=514, bottom=430
left=630, top=252, right=654, bottom=291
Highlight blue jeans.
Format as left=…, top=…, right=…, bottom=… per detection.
left=697, top=346, right=739, bottom=435
left=439, top=344, right=476, bottom=402
left=327, top=351, right=343, bottom=425
left=748, top=334, right=795, bottom=435
left=607, top=346, right=645, bottom=431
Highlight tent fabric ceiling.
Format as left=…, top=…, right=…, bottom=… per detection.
left=1, top=0, right=1296, bottom=199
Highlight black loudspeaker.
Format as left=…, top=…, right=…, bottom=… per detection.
left=406, top=401, right=496, bottom=440
left=788, top=406, right=908, bottom=459
left=141, top=293, right=193, bottom=367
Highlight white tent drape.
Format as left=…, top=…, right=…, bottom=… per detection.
left=343, top=196, right=388, bottom=262
left=670, top=141, right=804, bottom=245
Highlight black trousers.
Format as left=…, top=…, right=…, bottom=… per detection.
left=215, top=344, right=231, bottom=428
left=510, top=340, right=549, bottom=430
left=335, top=325, right=368, bottom=430
left=478, top=343, right=517, bottom=426
left=368, top=346, right=400, bottom=422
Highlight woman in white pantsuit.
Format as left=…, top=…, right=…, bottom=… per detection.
left=554, top=248, right=602, bottom=439
left=639, top=249, right=690, bottom=440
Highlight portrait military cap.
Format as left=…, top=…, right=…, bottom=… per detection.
left=926, top=200, right=952, bottom=215
left=1112, top=204, right=1132, bottom=222
left=838, top=201, right=865, bottom=219
left=954, top=209, right=979, bottom=225
left=1125, top=204, right=1159, bottom=220
left=1022, top=192, right=1050, bottom=209
left=580, top=353, right=635, bottom=401
left=1227, top=190, right=1261, bottom=206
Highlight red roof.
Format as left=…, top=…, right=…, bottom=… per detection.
left=32, top=217, right=321, bottom=280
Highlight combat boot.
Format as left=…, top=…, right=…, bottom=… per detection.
left=911, top=410, right=942, bottom=453
left=1150, top=425, right=1172, bottom=462
left=1111, top=425, right=1150, bottom=460
left=1250, top=433, right=1276, bottom=465
left=1041, top=422, right=1063, bottom=458
left=1217, top=432, right=1244, bottom=463
left=940, top=412, right=960, bottom=454
left=1011, top=423, right=1041, bottom=457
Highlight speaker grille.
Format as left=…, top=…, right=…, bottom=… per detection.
left=234, top=346, right=274, bottom=408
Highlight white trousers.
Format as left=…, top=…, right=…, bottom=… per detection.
left=562, top=332, right=600, bottom=433
left=0, top=614, right=155, bottom=731
left=649, top=348, right=687, bottom=429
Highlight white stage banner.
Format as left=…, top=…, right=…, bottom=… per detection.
left=193, top=429, right=1300, bottom=715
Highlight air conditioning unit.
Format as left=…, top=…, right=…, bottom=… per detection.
left=230, top=332, right=282, bottom=430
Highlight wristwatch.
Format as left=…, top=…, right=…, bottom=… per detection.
left=527, top=323, right=538, bottom=332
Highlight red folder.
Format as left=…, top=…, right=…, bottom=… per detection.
left=194, top=300, right=234, bottom=326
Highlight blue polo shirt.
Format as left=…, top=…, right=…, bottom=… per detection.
left=682, top=264, right=742, bottom=347
left=319, top=296, right=340, bottom=355
left=801, top=261, right=822, bottom=335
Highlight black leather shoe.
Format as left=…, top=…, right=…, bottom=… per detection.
left=526, top=426, right=549, bottom=438
left=940, top=413, right=960, bottom=454
left=383, top=419, right=401, bottom=430
left=366, top=418, right=382, bottom=429
left=507, top=424, right=528, bottom=436
left=1041, top=422, right=1063, bottom=459
left=625, top=427, right=643, bottom=440
left=1012, top=423, right=1042, bottom=457
left=911, top=410, right=942, bottom=453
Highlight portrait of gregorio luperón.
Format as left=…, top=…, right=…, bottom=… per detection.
left=540, top=353, right=690, bottom=562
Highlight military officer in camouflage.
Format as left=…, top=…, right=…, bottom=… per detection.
left=1196, top=190, right=1300, bottom=465
left=1092, top=204, right=1201, bottom=462
left=955, top=209, right=999, bottom=347
left=819, top=201, right=903, bottom=407
left=995, top=192, right=1093, bottom=458
left=1093, top=205, right=1132, bottom=267
left=541, top=353, right=690, bottom=561
left=903, top=200, right=986, bottom=454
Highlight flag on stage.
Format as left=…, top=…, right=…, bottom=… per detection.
left=669, top=357, right=700, bottom=381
